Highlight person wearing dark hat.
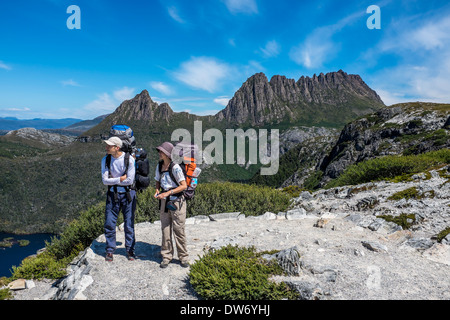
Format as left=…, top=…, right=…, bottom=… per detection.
left=101, top=136, right=137, bottom=262
left=154, top=141, right=189, bottom=268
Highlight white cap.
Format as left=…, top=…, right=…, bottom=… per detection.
left=103, top=136, right=123, bottom=148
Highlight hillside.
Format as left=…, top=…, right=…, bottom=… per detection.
left=252, top=102, right=450, bottom=189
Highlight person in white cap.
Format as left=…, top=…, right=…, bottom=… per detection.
left=101, top=136, right=136, bottom=262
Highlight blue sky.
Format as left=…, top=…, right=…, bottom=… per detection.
left=0, top=0, right=449, bottom=120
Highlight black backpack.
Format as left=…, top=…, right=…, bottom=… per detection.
left=134, top=148, right=150, bottom=192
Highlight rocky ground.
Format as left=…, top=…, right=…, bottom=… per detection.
left=10, top=167, right=450, bottom=300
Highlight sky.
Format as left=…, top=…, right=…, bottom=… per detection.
left=0, top=0, right=449, bottom=120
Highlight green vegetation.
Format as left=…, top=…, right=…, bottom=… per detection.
left=188, top=182, right=291, bottom=218
left=325, top=149, right=450, bottom=188
left=386, top=187, right=435, bottom=201
left=189, top=245, right=298, bottom=300
left=436, top=227, right=450, bottom=243
left=18, top=240, right=30, bottom=247
left=377, top=213, right=416, bottom=229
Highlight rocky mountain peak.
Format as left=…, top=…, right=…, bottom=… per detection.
left=217, top=70, right=385, bottom=127
left=109, top=89, right=173, bottom=124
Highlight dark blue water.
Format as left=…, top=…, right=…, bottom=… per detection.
left=0, top=232, right=55, bottom=278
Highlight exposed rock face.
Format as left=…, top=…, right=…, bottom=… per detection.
left=318, top=102, right=450, bottom=185
left=108, top=90, right=174, bottom=124
left=5, top=127, right=75, bottom=147
left=216, top=70, right=385, bottom=126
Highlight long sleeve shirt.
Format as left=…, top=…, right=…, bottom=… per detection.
left=101, top=153, right=135, bottom=192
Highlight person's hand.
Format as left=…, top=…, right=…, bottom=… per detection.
left=119, top=174, right=127, bottom=182
left=155, top=192, right=168, bottom=200
left=154, top=190, right=160, bottom=198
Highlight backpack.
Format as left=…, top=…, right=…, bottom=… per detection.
left=134, top=148, right=150, bottom=192
left=109, top=124, right=136, bottom=154
left=159, top=143, right=201, bottom=200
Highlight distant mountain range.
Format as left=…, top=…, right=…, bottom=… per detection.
left=0, top=117, right=82, bottom=131
left=0, top=115, right=109, bottom=135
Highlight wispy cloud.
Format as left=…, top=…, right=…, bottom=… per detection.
left=0, top=61, right=12, bottom=70
left=289, top=10, right=364, bottom=69
left=83, top=87, right=135, bottom=114
left=113, top=86, right=135, bottom=102
left=3, top=107, right=31, bottom=112
left=150, top=81, right=174, bottom=95
left=61, top=79, right=81, bottom=87
left=222, top=0, right=258, bottom=15
left=259, top=40, right=280, bottom=58
left=168, top=6, right=186, bottom=24
left=368, top=13, right=450, bottom=104
left=213, top=96, right=230, bottom=106
left=173, top=56, right=232, bottom=93
left=289, top=29, right=336, bottom=68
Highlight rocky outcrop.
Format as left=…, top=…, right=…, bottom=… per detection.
left=216, top=70, right=385, bottom=126
left=318, top=102, right=450, bottom=185
left=5, top=127, right=75, bottom=147
left=108, top=90, right=174, bottom=124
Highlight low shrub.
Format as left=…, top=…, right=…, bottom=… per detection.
left=326, top=149, right=450, bottom=188
left=377, top=213, right=416, bottom=229
left=189, top=245, right=298, bottom=300
left=188, top=182, right=292, bottom=217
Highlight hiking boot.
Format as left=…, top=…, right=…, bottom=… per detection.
left=127, top=251, right=136, bottom=261
left=160, top=260, right=170, bottom=268
left=105, top=253, right=113, bottom=262
left=180, top=260, right=190, bottom=268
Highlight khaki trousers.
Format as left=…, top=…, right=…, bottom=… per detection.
left=159, top=197, right=188, bottom=262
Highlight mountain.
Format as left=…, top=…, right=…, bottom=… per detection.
left=0, top=117, right=83, bottom=131
left=216, top=70, right=385, bottom=127
left=61, top=114, right=109, bottom=134
left=253, top=102, right=449, bottom=189
left=317, top=102, right=450, bottom=186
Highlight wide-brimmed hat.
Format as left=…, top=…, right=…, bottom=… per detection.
left=155, top=142, right=174, bottom=158
left=103, top=136, right=123, bottom=148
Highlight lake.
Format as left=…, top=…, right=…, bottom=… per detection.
left=0, top=232, right=55, bottom=278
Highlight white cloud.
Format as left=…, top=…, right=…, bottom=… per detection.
left=290, top=31, right=336, bottom=69
left=223, top=0, right=258, bottom=14
left=368, top=13, right=450, bottom=104
left=289, top=10, right=363, bottom=69
left=0, top=61, right=12, bottom=70
left=113, top=86, right=135, bottom=102
left=150, top=81, right=174, bottom=95
left=83, top=87, right=135, bottom=115
left=84, top=93, right=116, bottom=113
left=259, top=40, right=280, bottom=58
left=214, top=96, right=230, bottom=106
left=4, top=107, right=31, bottom=112
left=174, top=56, right=232, bottom=93
left=168, top=6, right=185, bottom=24
left=61, top=79, right=81, bottom=87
